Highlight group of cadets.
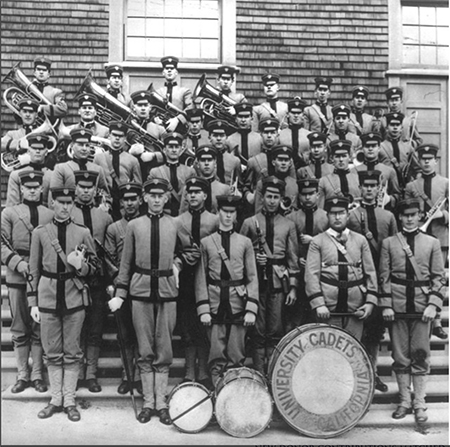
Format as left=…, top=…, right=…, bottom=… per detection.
left=1, top=55, right=448, bottom=427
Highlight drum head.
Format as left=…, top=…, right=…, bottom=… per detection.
left=215, top=372, right=273, bottom=438
left=269, top=324, right=375, bottom=438
left=168, top=382, right=213, bottom=433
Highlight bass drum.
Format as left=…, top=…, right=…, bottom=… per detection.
left=167, top=382, right=213, bottom=433
left=268, top=323, right=375, bottom=438
left=215, top=367, right=273, bottom=438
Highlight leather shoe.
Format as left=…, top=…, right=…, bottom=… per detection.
left=11, top=379, right=29, bottom=394
left=64, top=406, right=81, bottom=422
left=392, top=406, right=413, bottom=419
left=117, top=381, right=130, bottom=395
left=432, top=326, right=448, bottom=340
left=138, top=408, right=155, bottom=424
left=158, top=408, right=172, bottom=425
left=38, top=404, right=63, bottom=419
left=415, top=408, right=428, bottom=423
left=198, top=377, right=214, bottom=391
left=32, top=379, right=48, bottom=393
left=375, top=376, right=388, bottom=393
left=133, top=380, right=143, bottom=395
left=87, top=378, right=102, bottom=393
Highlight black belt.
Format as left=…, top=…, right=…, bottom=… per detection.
left=320, top=276, right=364, bottom=289
left=17, top=249, right=30, bottom=256
left=208, top=277, right=245, bottom=287
left=134, top=266, right=173, bottom=277
left=42, top=270, right=75, bottom=281
left=266, top=258, right=286, bottom=266
left=391, top=276, right=429, bottom=287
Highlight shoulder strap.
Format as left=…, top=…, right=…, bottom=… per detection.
left=304, top=164, right=316, bottom=179
left=103, top=152, right=119, bottom=184
left=311, top=104, right=328, bottom=126
left=253, top=216, right=273, bottom=257
left=326, top=174, right=342, bottom=196
left=413, top=181, right=434, bottom=210
left=13, top=207, right=35, bottom=234
left=159, top=167, right=181, bottom=202
left=360, top=209, right=378, bottom=251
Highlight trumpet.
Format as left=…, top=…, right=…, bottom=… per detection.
left=377, top=180, right=388, bottom=208
left=280, top=195, right=296, bottom=214
left=420, top=196, right=447, bottom=232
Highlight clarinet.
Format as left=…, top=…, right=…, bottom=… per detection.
left=254, top=219, right=268, bottom=281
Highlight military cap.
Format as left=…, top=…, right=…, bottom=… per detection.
left=358, top=170, right=381, bottom=185
left=105, top=64, right=123, bottom=78
left=259, top=118, right=280, bottom=132
left=51, top=187, right=75, bottom=200
left=70, top=127, right=93, bottom=143
left=385, top=112, right=405, bottom=125
left=119, top=182, right=142, bottom=198
left=332, top=104, right=351, bottom=118
left=307, top=132, right=327, bottom=145
left=18, top=170, right=44, bottom=186
left=196, top=145, right=218, bottom=159
left=397, top=198, right=420, bottom=214
left=163, top=132, right=184, bottom=146
left=287, top=97, right=308, bottom=112
left=130, top=90, right=152, bottom=104
left=27, top=134, right=51, bottom=149
left=329, top=139, right=352, bottom=155
left=217, top=65, right=237, bottom=77
left=109, top=120, right=128, bottom=134
left=207, top=119, right=231, bottom=135
left=261, top=73, right=280, bottom=85
left=160, top=56, right=179, bottom=68
left=352, top=86, right=370, bottom=98
left=33, top=56, right=52, bottom=69
left=314, top=77, right=333, bottom=88
left=262, top=176, right=286, bottom=194
left=143, top=178, right=170, bottom=193
left=76, top=93, right=97, bottom=108
left=185, top=176, right=209, bottom=193
left=385, top=87, right=403, bottom=99
left=298, top=178, right=319, bottom=193
left=324, top=196, right=350, bottom=212
left=74, top=170, right=99, bottom=186
left=18, top=98, right=39, bottom=112
left=271, top=144, right=293, bottom=159
left=216, top=195, right=242, bottom=209
left=234, top=103, right=253, bottom=115
left=416, top=144, right=439, bottom=159
left=361, top=132, right=382, bottom=146
left=186, top=108, right=204, bottom=120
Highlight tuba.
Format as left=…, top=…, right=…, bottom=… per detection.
left=193, top=74, right=238, bottom=131
left=146, top=86, right=187, bottom=126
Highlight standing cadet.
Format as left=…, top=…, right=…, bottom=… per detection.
left=28, top=187, right=98, bottom=422
left=303, top=77, right=333, bottom=133
left=71, top=171, right=113, bottom=393
left=348, top=170, right=398, bottom=392
left=174, top=177, right=219, bottom=388
left=182, top=108, right=209, bottom=159
left=296, top=132, right=334, bottom=180
left=305, top=196, right=378, bottom=340
left=104, top=182, right=143, bottom=395
left=215, top=65, right=246, bottom=104
left=241, top=177, right=298, bottom=374
left=1, top=171, right=53, bottom=393
left=348, top=86, right=378, bottom=136
left=105, top=64, right=130, bottom=106
left=108, top=178, right=183, bottom=425
left=195, top=195, right=258, bottom=387
left=380, top=199, right=445, bottom=423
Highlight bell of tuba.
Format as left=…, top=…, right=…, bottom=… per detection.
left=147, top=88, right=187, bottom=124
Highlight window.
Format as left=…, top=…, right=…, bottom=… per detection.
left=402, top=4, right=449, bottom=66
left=126, top=0, right=222, bottom=62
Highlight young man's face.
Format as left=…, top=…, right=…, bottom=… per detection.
left=79, top=105, right=97, bottom=122
left=162, top=66, right=178, bottom=82
left=145, top=191, right=168, bottom=214
left=164, top=141, right=182, bottom=162
left=218, top=206, right=237, bottom=228
left=333, top=152, right=350, bottom=170
left=209, top=131, right=227, bottom=150
left=188, top=117, right=203, bottom=134
left=263, top=190, right=282, bottom=214
left=387, top=122, right=402, bottom=139
left=109, top=131, right=127, bottom=150
left=309, top=142, right=326, bottom=159
left=288, top=109, right=304, bottom=126
left=217, top=75, right=233, bottom=92
left=328, top=209, right=349, bottom=232
left=19, top=108, right=38, bottom=126
left=399, top=210, right=420, bottom=231
left=388, top=97, right=402, bottom=112
left=264, top=81, right=279, bottom=99
left=197, top=156, right=216, bottom=177
left=121, top=195, right=141, bottom=217
left=236, top=113, right=252, bottom=130
left=20, top=184, right=42, bottom=202
left=315, top=86, right=330, bottom=103
left=34, top=65, right=50, bottom=83
left=334, top=115, right=349, bottom=132
left=272, top=155, right=292, bottom=174
left=108, top=74, right=123, bottom=90
left=419, top=156, right=437, bottom=175
left=76, top=183, right=96, bottom=204
left=186, top=189, right=207, bottom=210
left=360, top=182, right=379, bottom=203
left=352, top=95, right=367, bottom=110
left=27, top=146, right=48, bottom=164
left=133, top=102, right=151, bottom=119
left=53, top=198, right=74, bottom=221
left=363, top=142, right=380, bottom=161
left=261, top=129, right=278, bottom=147
left=299, top=190, right=318, bottom=208
left=71, top=140, right=91, bottom=160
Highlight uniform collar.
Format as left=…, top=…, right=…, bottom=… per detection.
left=165, top=81, right=178, bottom=87
left=327, top=227, right=350, bottom=238
left=361, top=201, right=377, bottom=209
left=402, top=228, right=420, bottom=237
left=147, top=212, right=163, bottom=219
left=262, top=209, right=278, bottom=217
left=53, top=217, right=72, bottom=226
left=218, top=228, right=234, bottom=236
left=189, top=207, right=205, bottom=216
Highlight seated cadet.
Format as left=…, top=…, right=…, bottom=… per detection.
left=195, top=195, right=258, bottom=387
left=182, top=108, right=209, bottom=159
left=348, top=86, right=379, bottom=136
left=1, top=171, right=53, bottom=394
left=297, top=132, right=334, bottom=180
left=253, top=73, right=288, bottom=131
left=279, top=97, right=310, bottom=168
left=104, top=64, right=130, bottom=105
left=303, top=77, right=333, bottom=133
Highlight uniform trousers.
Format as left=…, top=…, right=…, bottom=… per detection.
left=326, top=315, right=364, bottom=341
left=117, top=298, right=139, bottom=381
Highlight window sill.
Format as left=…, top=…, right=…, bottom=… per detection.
left=386, top=68, right=449, bottom=77
left=111, top=61, right=233, bottom=72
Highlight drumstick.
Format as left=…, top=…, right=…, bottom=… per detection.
left=170, top=394, right=212, bottom=423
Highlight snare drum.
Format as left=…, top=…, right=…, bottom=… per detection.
left=167, top=382, right=213, bottom=433
left=268, top=323, right=375, bottom=438
left=215, top=367, right=273, bottom=438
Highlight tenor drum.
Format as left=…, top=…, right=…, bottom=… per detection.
left=167, top=382, right=213, bottom=433
left=215, top=367, right=273, bottom=438
left=268, top=323, right=375, bottom=438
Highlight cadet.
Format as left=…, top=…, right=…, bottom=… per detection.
left=28, top=187, right=98, bottom=422
left=327, top=104, right=362, bottom=157
left=297, top=132, right=334, bottom=180
left=380, top=199, right=445, bottom=423
left=105, top=64, right=130, bottom=105
left=215, top=65, right=246, bottom=104
left=241, top=177, right=298, bottom=373
left=303, top=77, right=333, bottom=133
left=348, top=86, right=378, bottom=136
left=109, top=178, right=184, bottom=425
left=182, top=108, right=210, bottom=156
left=1, top=171, right=53, bottom=393
left=305, top=196, right=378, bottom=340
left=174, top=177, right=219, bottom=388
left=104, top=182, right=143, bottom=395
left=195, top=195, right=258, bottom=386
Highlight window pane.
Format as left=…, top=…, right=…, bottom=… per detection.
left=403, top=6, right=419, bottom=24
left=420, top=26, right=437, bottom=45
left=437, top=46, right=449, bottom=66
left=128, top=37, right=146, bottom=58
left=148, top=0, right=164, bottom=16
left=437, top=26, right=449, bottom=46
left=165, top=18, right=183, bottom=37
left=436, top=7, right=449, bottom=26
left=165, top=38, right=183, bottom=56
left=149, top=37, right=165, bottom=57
left=182, top=19, right=202, bottom=38
left=183, top=38, right=201, bottom=58
left=403, top=45, right=420, bottom=64
left=184, top=0, right=201, bottom=17
left=147, top=18, right=164, bottom=36
left=165, top=0, right=182, bottom=16
left=129, top=0, right=146, bottom=16
left=419, top=7, right=436, bottom=26
left=201, top=39, right=218, bottom=59
left=128, top=18, right=146, bottom=36
left=202, top=19, right=220, bottom=38
left=403, top=25, right=419, bottom=45
left=420, top=45, right=437, bottom=65
left=201, top=0, right=219, bottom=19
